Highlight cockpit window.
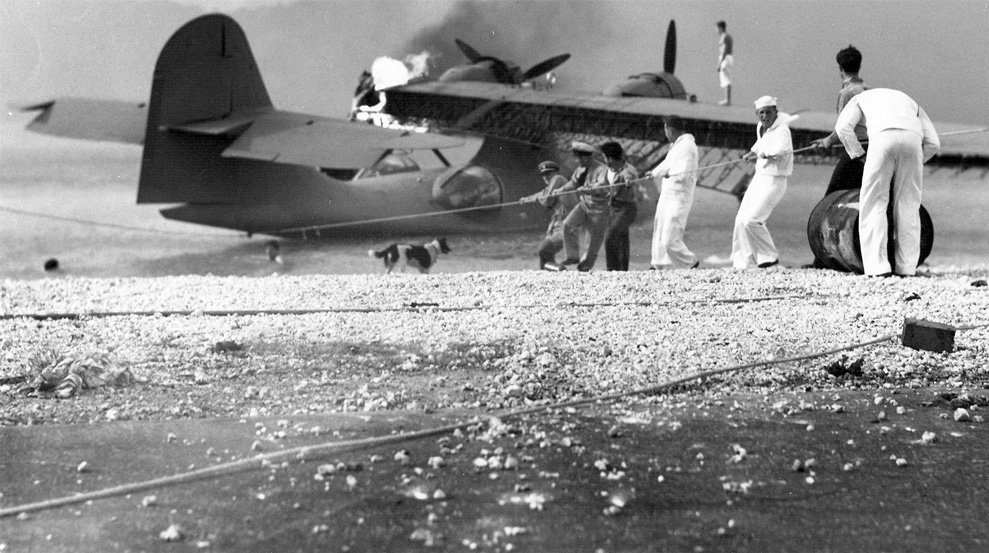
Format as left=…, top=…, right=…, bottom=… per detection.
left=358, top=152, right=420, bottom=178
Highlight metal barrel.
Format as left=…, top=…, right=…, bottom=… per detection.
left=806, top=189, right=933, bottom=273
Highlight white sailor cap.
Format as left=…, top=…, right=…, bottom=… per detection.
left=754, top=95, right=778, bottom=109
left=570, top=141, right=596, bottom=155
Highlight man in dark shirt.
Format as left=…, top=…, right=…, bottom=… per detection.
left=807, top=45, right=870, bottom=269
left=812, top=45, right=869, bottom=194
left=601, top=142, right=639, bottom=271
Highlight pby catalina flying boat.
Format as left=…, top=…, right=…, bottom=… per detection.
left=17, top=14, right=567, bottom=238
left=381, top=19, right=989, bottom=199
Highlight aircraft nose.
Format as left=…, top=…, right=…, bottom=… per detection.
left=432, top=165, right=503, bottom=211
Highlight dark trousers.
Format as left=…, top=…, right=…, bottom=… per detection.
left=605, top=202, right=637, bottom=271
left=538, top=230, right=565, bottom=266
left=812, top=148, right=867, bottom=267
left=825, top=147, right=867, bottom=195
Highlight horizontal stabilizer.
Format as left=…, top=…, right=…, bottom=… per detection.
left=165, top=110, right=268, bottom=136
left=222, top=110, right=465, bottom=169
left=16, top=97, right=146, bottom=145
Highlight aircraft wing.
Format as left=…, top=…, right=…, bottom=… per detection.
left=14, top=97, right=147, bottom=145
left=219, top=110, right=466, bottom=168
left=383, top=81, right=989, bottom=166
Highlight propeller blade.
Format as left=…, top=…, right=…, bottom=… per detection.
left=664, top=20, right=676, bottom=74
left=521, top=53, right=571, bottom=82
left=454, top=39, right=484, bottom=63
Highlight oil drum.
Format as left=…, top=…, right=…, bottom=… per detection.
left=806, top=189, right=933, bottom=273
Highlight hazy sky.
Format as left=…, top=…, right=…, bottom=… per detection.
left=2, top=0, right=988, bottom=125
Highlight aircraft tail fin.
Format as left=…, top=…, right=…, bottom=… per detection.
left=138, top=14, right=273, bottom=204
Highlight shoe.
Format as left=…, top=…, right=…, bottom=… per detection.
left=757, top=260, right=779, bottom=269
left=561, top=257, right=580, bottom=266
left=868, top=272, right=893, bottom=278
left=690, top=261, right=700, bottom=269
left=541, top=262, right=565, bottom=272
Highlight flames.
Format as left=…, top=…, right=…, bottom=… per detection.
left=370, top=50, right=435, bottom=90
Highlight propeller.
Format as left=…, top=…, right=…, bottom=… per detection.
left=664, top=20, right=676, bottom=74
left=454, top=39, right=484, bottom=63
left=521, top=53, right=571, bottom=82
left=454, top=38, right=570, bottom=84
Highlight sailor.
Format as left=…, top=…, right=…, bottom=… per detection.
left=648, top=115, right=699, bottom=269
left=559, top=141, right=612, bottom=272
left=716, top=21, right=734, bottom=106
left=519, top=160, right=578, bottom=271
left=835, top=88, right=940, bottom=277
left=600, top=142, right=639, bottom=271
left=811, top=45, right=870, bottom=194
left=806, top=45, right=871, bottom=268
left=732, top=96, right=797, bottom=269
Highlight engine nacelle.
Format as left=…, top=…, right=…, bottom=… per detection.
left=602, top=72, right=687, bottom=99
left=432, top=165, right=503, bottom=212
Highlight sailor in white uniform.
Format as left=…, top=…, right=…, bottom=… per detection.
left=835, top=88, right=940, bottom=276
left=732, top=95, right=797, bottom=269
left=649, top=115, right=699, bottom=269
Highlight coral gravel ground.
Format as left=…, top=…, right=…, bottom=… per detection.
left=1, top=267, right=987, bottom=425
left=1, top=267, right=988, bottom=552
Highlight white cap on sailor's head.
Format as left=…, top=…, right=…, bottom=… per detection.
left=754, top=95, right=778, bottom=109
left=570, top=141, right=596, bottom=155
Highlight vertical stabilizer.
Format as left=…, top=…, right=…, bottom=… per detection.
left=138, top=14, right=273, bottom=203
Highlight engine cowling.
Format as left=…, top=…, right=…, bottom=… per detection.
left=602, top=72, right=687, bottom=99
left=432, top=165, right=503, bottom=211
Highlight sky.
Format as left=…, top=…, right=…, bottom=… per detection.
left=2, top=0, right=988, bottom=126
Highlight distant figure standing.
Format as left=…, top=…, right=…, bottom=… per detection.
left=519, top=160, right=578, bottom=271
left=601, top=142, right=639, bottom=271
left=732, top=96, right=797, bottom=269
left=716, top=21, right=733, bottom=106
left=648, top=115, right=699, bottom=270
left=835, top=88, right=940, bottom=277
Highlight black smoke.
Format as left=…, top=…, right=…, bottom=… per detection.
left=401, top=0, right=628, bottom=90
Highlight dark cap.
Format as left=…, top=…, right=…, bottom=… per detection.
left=538, top=160, right=561, bottom=174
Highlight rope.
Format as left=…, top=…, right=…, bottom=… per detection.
left=9, top=127, right=984, bottom=237
left=0, top=206, right=240, bottom=238
left=0, top=293, right=809, bottom=322
left=0, top=330, right=900, bottom=519
left=288, top=125, right=988, bottom=234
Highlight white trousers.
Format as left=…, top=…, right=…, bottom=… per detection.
left=731, top=174, right=787, bottom=269
left=651, top=191, right=696, bottom=267
left=859, top=129, right=923, bottom=276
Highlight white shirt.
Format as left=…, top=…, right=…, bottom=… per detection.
left=836, top=88, right=941, bottom=161
left=650, top=134, right=698, bottom=194
left=751, top=113, right=797, bottom=177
